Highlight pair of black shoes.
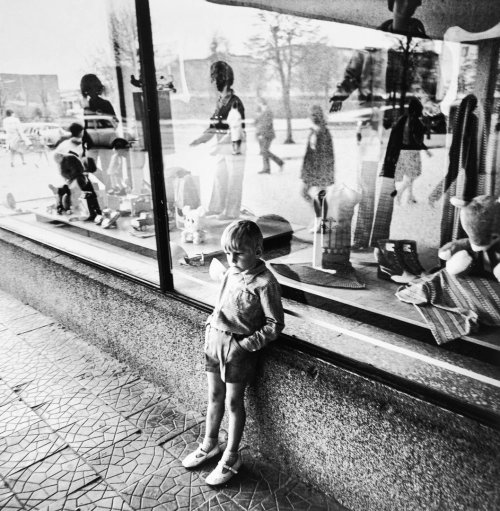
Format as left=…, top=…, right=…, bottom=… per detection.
left=375, top=239, right=426, bottom=284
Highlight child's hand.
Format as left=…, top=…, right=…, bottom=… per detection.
left=209, top=258, right=226, bottom=281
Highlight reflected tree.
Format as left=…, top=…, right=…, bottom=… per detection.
left=209, top=33, right=230, bottom=64
left=248, top=13, right=320, bottom=144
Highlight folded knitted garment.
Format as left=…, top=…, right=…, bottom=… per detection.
left=396, top=269, right=500, bottom=344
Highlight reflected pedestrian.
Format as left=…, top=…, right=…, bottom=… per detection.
left=301, top=105, right=335, bottom=231
left=255, top=97, right=283, bottom=174
left=3, top=110, right=27, bottom=167
left=80, top=74, right=117, bottom=190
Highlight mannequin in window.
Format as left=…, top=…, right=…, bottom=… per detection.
left=301, top=105, right=335, bottom=233
left=190, top=61, right=246, bottom=221
left=329, top=0, right=428, bottom=249
left=80, top=74, right=118, bottom=191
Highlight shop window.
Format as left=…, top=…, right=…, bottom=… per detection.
left=150, top=0, right=500, bottom=352
left=0, top=0, right=159, bottom=285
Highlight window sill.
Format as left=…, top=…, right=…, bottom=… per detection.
left=1, top=213, right=499, bottom=428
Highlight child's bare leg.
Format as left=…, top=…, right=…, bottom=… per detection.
left=223, top=382, right=246, bottom=465
left=203, top=372, right=226, bottom=450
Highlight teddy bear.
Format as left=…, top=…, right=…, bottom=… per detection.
left=438, top=195, right=500, bottom=282
left=180, top=205, right=206, bottom=245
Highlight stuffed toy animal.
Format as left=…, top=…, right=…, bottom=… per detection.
left=438, top=195, right=500, bottom=282
left=180, top=205, right=206, bottom=245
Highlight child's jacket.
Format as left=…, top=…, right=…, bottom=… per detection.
left=207, top=260, right=284, bottom=352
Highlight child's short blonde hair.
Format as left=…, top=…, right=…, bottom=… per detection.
left=221, top=220, right=263, bottom=253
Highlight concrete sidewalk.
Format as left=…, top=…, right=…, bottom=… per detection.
left=0, top=289, right=346, bottom=510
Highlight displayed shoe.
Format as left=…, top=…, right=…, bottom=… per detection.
left=377, top=265, right=416, bottom=284
left=101, top=211, right=120, bottom=229
left=399, top=240, right=426, bottom=276
left=182, top=444, right=221, bottom=469
left=131, top=212, right=154, bottom=231
left=94, top=215, right=104, bottom=226
left=205, top=453, right=242, bottom=486
left=376, top=240, right=417, bottom=284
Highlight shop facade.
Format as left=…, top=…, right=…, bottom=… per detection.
left=0, top=1, right=499, bottom=509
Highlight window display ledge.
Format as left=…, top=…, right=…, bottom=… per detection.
left=174, top=268, right=500, bottom=431
left=0, top=222, right=499, bottom=431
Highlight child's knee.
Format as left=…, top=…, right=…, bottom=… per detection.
left=226, top=394, right=245, bottom=413
left=208, top=387, right=225, bottom=404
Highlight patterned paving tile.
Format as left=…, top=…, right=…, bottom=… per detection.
left=0, top=380, right=17, bottom=407
left=127, top=400, right=204, bottom=444
left=18, top=372, right=83, bottom=407
left=215, top=454, right=295, bottom=511
left=0, top=303, right=38, bottom=323
left=0, top=344, right=40, bottom=373
left=4, top=448, right=100, bottom=510
left=0, top=323, right=7, bottom=332
left=46, top=479, right=134, bottom=511
left=77, top=366, right=141, bottom=395
left=0, top=342, right=48, bottom=365
left=98, top=379, right=175, bottom=418
left=196, top=494, right=247, bottom=511
left=0, top=329, right=20, bottom=349
left=73, top=354, right=130, bottom=376
left=0, top=421, right=67, bottom=477
left=120, top=462, right=219, bottom=511
left=86, top=432, right=176, bottom=490
left=4, top=313, right=55, bottom=335
left=2, top=362, right=61, bottom=393
left=19, top=323, right=79, bottom=349
left=0, top=399, right=41, bottom=438
left=0, top=488, right=25, bottom=510
left=156, top=408, right=207, bottom=444
left=47, top=344, right=101, bottom=369
left=57, top=415, right=139, bottom=457
left=260, top=481, right=348, bottom=511
left=32, top=388, right=120, bottom=431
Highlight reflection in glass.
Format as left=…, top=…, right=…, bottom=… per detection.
left=150, top=0, right=499, bottom=341
left=0, top=0, right=159, bottom=284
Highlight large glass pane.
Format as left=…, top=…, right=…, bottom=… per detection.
left=150, top=0, right=500, bottom=350
left=0, top=0, right=159, bottom=285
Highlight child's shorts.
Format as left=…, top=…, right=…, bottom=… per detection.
left=205, top=325, right=258, bottom=383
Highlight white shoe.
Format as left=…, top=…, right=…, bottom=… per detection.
left=182, top=443, right=221, bottom=469
left=205, top=453, right=242, bottom=486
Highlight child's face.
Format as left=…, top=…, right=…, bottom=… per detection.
left=225, top=242, right=260, bottom=271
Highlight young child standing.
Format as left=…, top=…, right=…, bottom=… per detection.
left=182, top=220, right=285, bottom=485
left=226, top=100, right=243, bottom=155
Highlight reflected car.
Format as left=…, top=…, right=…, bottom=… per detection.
left=23, top=122, right=70, bottom=148
left=83, top=115, right=136, bottom=149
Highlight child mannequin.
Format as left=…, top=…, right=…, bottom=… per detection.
left=227, top=100, right=243, bottom=155
left=182, top=220, right=285, bottom=485
left=52, top=154, right=102, bottom=221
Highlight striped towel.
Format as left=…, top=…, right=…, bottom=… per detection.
left=396, top=269, right=500, bottom=345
